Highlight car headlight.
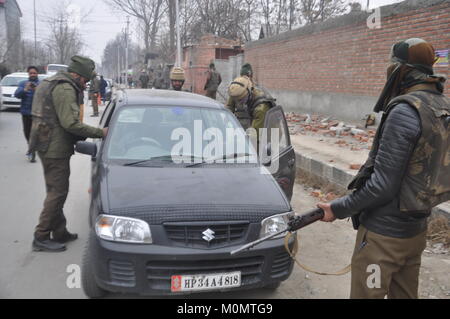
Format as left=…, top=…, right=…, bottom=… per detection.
left=260, top=212, right=294, bottom=239
left=95, top=215, right=152, bottom=244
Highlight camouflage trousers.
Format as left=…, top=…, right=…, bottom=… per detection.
left=34, top=155, right=71, bottom=241
left=350, top=225, right=427, bottom=299
left=90, top=93, right=99, bottom=115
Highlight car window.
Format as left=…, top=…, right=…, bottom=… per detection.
left=100, top=101, right=116, bottom=128
left=106, top=106, right=256, bottom=163
left=264, top=107, right=290, bottom=155
left=0, top=77, right=27, bottom=86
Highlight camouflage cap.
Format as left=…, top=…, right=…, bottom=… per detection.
left=68, top=56, right=96, bottom=80
left=228, top=76, right=252, bottom=101
left=170, top=67, right=185, bottom=81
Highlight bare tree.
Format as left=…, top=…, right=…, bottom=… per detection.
left=105, top=0, right=166, bottom=54
left=299, top=0, right=347, bottom=24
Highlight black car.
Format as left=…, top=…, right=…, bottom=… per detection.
left=76, top=89, right=297, bottom=297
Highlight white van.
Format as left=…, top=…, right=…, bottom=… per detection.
left=46, top=64, right=68, bottom=76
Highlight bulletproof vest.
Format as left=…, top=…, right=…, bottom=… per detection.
left=247, top=87, right=276, bottom=118
left=387, top=91, right=450, bottom=212
left=207, top=71, right=221, bottom=91
left=29, top=73, right=81, bottom=152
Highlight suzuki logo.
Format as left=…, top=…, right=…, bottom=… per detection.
left=202, top=228, right=215, bottom=242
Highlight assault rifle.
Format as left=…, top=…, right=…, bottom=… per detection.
left=230, top=208, right=324, bottom=255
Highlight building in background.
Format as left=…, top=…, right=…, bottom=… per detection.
left=182, top=35, right=243, bottom=99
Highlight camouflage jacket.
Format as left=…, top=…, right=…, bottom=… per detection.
left=29, top=72, right=104, bottom=158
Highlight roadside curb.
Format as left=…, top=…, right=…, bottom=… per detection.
left=294, top=150, right=450, bottom=219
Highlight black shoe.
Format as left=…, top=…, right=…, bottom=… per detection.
left=32, top=238, right=66, bottom=252
left=53, top=232, right=78, bottom=244
left=91, top=114, right=99, bottom=117
left=30, top=152, right=36, bottom=163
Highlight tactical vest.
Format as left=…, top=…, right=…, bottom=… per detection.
left=29, top=73, right=81, bottom=153
left=247, top=87, right=277, bottom=118
left=351, top=90, right=450, bottom=215
left=390, top=91, right=450, bottom=212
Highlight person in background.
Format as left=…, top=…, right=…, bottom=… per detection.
left=14, top=66, right=41, bottom=163
left=89, top=72, right=100, bottom=117
left=204, top=63, right=222, bottom=100
left=100, top=75, right=108, bottom=105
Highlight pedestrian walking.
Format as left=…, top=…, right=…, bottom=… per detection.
left=14, top=66, right=40, bottom=163
left=100, top=75, right=108, bottom=105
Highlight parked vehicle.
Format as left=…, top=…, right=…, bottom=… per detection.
left=76, top=89, right=297, bottom=297
left=0, top=73, right=48, bottom=111
left=46, top=64, right=68, bottom=76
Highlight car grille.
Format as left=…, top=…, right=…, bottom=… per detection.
left=146, top=256, right=264, bottom=292
left=270, top=252, right=293, bottom=278
left=164, top=221, right=249, bottom=249
left=108, top=260, right=136, bottom=287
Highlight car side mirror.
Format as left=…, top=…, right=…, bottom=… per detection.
left=76, top=141, right=97, bottom=160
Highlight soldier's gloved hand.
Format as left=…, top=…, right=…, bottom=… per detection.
left=317, top=203, right=336, bottom=223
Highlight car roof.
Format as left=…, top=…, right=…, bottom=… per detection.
left=5, top=73, right=28, bottom=77
left=118, top=89, right=224, bottom=110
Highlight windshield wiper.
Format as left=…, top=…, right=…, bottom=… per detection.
left=123, top=155, right=174, bottom=167
left=123, top=154, right=204, bottom=167
left=185, top=153, right=251, bottom=168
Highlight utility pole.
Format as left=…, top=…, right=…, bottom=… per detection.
left=125, top=16, right=130, bottom=87
left=175, top=0, right=182, bottom=67
left=33, top=0, right=37, bottom=64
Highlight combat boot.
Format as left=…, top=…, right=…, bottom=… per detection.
left=32, top=238, right=66, bottom=252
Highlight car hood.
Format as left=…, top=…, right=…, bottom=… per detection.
left=2, top=86, right=18, bottom=95
left=103, top=164, right=290, bottom=221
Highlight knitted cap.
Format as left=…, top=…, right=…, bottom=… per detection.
left=68, top=55, right=96, bottom=80
left=170, top=67, right=185, bottom=81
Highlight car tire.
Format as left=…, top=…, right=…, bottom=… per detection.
left=264, top=281, right=281, bottom=290
left=81, top=236, right=107, bottom=299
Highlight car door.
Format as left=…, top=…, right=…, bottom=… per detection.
left=262, top=106, right=296, bottom=201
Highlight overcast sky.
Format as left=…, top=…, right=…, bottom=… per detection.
left=16, top=0, right=404, bottom=65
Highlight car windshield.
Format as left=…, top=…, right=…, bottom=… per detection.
left=106, top=106, right=258, bottom=165
left=1, top=76, right=27, bottom=86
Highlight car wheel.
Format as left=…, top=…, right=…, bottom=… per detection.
left=264, top=281, right=281, bottom=290
left=81, top=236, right=107, bottom=299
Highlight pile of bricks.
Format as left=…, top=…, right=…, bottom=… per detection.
left=286, top=112, right=376, bottom=151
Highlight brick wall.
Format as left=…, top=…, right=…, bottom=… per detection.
left=245, top=0, right=450, bottom=101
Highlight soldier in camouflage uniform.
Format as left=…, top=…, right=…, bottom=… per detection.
left=204, top=63, right=222, bottom=100
left=225, top=63, right=254, bottom=122
left=318, top=38, right=450, bottom=299
left=29, top=56, right=107, bottom=252
left=226, top=76, right=275, bottom=133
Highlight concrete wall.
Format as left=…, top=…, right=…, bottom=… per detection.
left=214, top=53, right=245, bottom=103
left=244, top=0, right=450, bottom=122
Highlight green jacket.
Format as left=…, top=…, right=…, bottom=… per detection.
left=226, top=87, right=271, bottom=132
left=30, top=72, right=104, bottom=159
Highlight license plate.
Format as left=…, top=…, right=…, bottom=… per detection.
left=171, top=272, right=241, bottom=292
